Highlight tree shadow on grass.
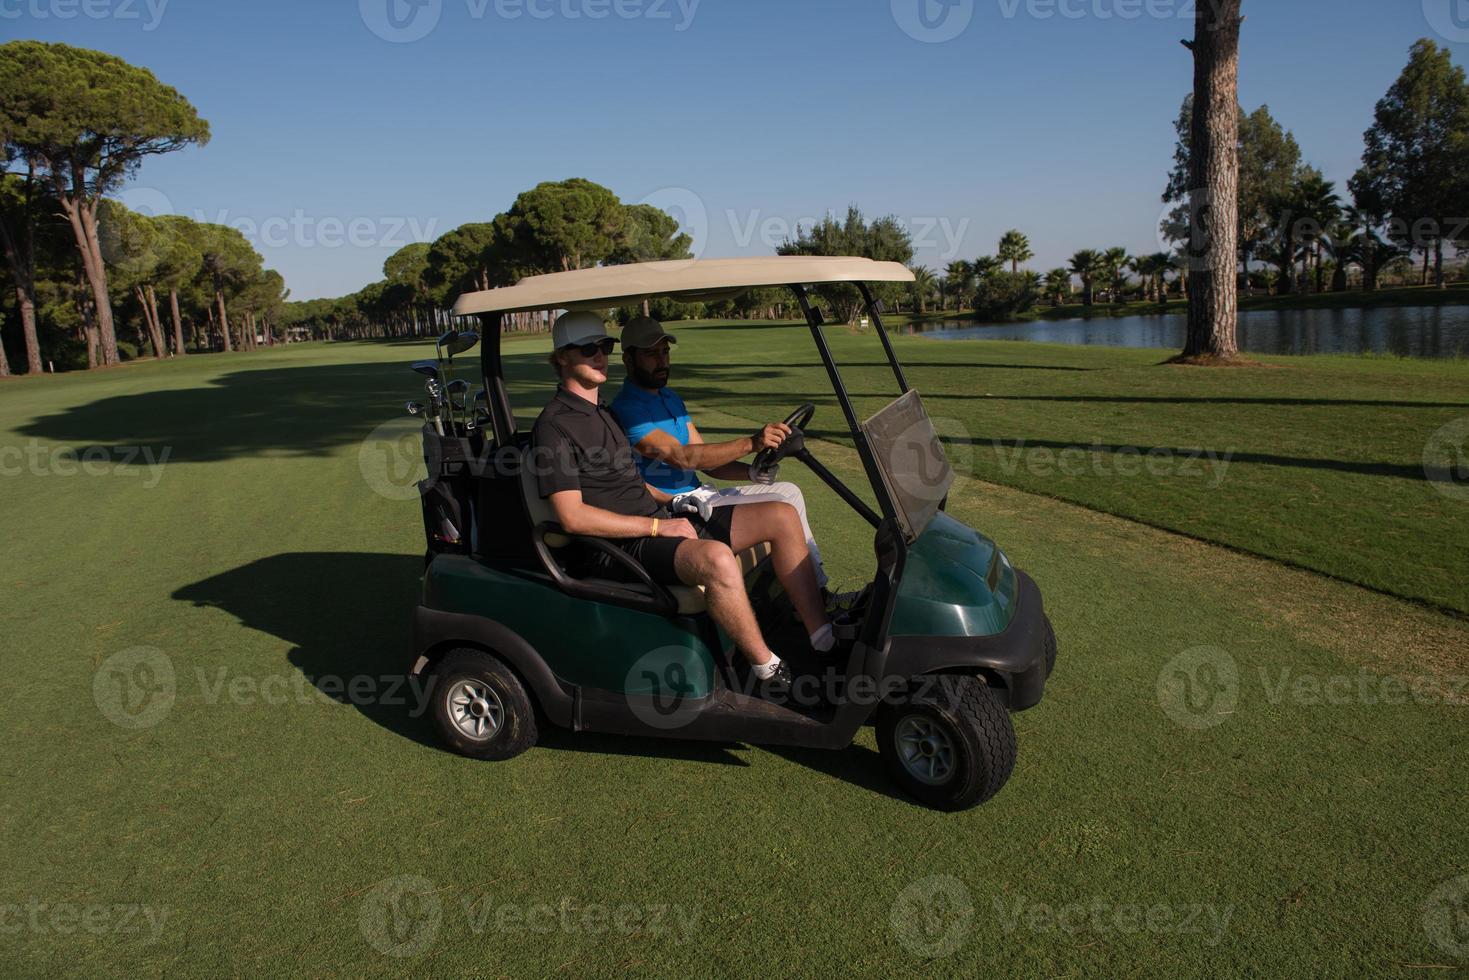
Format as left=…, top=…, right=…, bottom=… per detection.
left=21, top=361, right=429, bottom=464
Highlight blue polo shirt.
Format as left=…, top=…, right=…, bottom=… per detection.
left=610, top=378, right=700, bottom=495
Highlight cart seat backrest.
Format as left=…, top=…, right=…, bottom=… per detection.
left=518, top=452, right=569, bottom=547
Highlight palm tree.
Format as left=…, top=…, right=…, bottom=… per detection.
left=973, top=254, right=1004, bottom=282
left=944, top=259, right=973, bottom=311
left=1294, top=170, right=1341, bottom=294
left=908, top=265, right=936, bottom=314
left=998, top=230, right=1034, bottom=274
left=1102, top=247, right=1131, bottom=303
left=1043, top=268, right=1072, bottom=307
left=1319, top=223, right=1359, bottom=293
left=1069, top=249, right=1102, bottom=306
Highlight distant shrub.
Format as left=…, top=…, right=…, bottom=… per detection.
left=972, top=272, right=1039, bottom=320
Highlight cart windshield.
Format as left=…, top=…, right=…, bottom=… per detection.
left=859, top=390, right=954, bottom=540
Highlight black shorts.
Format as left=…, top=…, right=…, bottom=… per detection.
left=588, top=506, right=734, bottom=586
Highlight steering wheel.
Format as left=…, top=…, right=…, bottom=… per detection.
left=752, top=402, right=815, bottom=474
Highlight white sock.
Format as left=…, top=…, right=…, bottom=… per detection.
left=810, top=623, right=834, bottom=652
left=752, top=655, right=782, bottom=680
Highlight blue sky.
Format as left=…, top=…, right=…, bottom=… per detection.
left=9, top=0, right=1467, bottom=299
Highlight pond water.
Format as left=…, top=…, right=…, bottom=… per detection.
left=915, top=305, right=1469, bottom=358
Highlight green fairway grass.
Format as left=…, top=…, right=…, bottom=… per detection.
left=648, top=321, right=1469, bottom=615
left=2, top=337, right=1466, bottom=975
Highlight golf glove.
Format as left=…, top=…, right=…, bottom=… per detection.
left=670, top=485, right=717, bottom=522
left=749, top=463, right=778, bottom=485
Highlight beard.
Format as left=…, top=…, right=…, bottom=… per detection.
left=630, top=363, right=670, bottom=389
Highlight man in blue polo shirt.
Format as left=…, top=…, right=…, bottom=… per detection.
left=611, top=316, right=830, bottom=592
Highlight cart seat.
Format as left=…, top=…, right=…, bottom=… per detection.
left=518, top=459, right=712, bottom=614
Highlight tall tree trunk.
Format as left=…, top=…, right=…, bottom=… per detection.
left=169, top=289, right=187, bottom=356
left=1180, top=0, right=1242, bottom=360
left=1421, top=249, right=1430, bottom=285
left=57, top=195, right=119, bottom=366
left=0, top=326, right=10, bottom=376
left=1435, top=239, right=1445, bottom=288
left=215, top=287, right=232, bottom=352
left=9, top=284, right=42, bottom=373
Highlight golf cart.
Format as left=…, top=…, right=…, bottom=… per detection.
left=405, top=256, right=1056, bottom=810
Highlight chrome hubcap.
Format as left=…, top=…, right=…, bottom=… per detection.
left=894, top=715, right=956, bottom=785
left=446, top=679, right=504, bottom=741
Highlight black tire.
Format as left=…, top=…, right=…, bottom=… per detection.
left=877, top=675, right=1017, bottom=811
left=429, top=648, right=538, bottom=761
left=1043, top=616, right=1057, bottom=679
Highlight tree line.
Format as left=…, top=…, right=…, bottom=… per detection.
left=0, top=41, right=290, bottom=375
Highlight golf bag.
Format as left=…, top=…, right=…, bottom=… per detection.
left=419, top=425, right=478, bottom=562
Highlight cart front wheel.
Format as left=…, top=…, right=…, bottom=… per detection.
left=877, top=675, right=1016, bottom=811
left=429, top=648, right=538, bottom=761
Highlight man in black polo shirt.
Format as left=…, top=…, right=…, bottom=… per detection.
left=531, top=312, right=832, bottom=685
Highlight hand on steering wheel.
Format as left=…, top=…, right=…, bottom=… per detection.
left=751, top=402, right=815, bottom=478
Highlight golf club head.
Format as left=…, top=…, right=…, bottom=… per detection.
left=410, top=360, right=440, bottom=380
left=446, top=379, right=470, bottom=396
left=405, top=401, right=424, bottom=416
left=443, top=332, right=478, bottom=358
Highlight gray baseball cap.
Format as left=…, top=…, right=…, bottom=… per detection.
left=620, top=316, right=677, bottom=350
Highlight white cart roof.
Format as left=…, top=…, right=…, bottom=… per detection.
left=450, top=256, right=915, bottom=316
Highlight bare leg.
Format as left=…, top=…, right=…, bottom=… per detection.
left=726, top=501, right=829, bottom=637
left=672, top=539, right=773, bottom=666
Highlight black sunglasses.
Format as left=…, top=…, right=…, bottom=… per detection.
left=560, top=338, right=616, bottom=357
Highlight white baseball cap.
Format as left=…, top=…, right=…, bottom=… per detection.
left=552, top=311, right=613, bottom=349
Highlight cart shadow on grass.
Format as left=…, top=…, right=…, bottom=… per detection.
left=171, top=551, right=907, bottom=801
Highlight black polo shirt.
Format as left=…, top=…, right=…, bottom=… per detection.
left=530, top=386, right=659, bottom=518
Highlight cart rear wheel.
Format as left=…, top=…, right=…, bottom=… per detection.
left=429, top=648, right=538, bottom=761
left=877, top=675, right=1016, bottom=811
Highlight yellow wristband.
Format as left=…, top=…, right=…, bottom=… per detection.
left=651, top=518, right=660, bottom=538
